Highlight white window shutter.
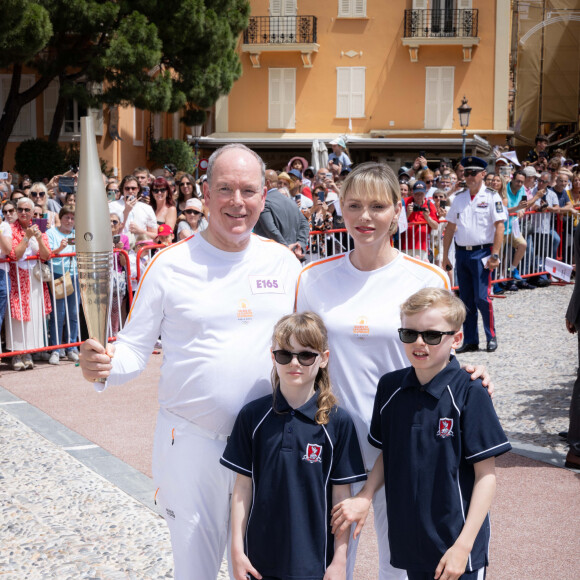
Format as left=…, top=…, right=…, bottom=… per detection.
left=338, top=0, right=351, bottom=17
left=457, top=0, right=472, bottom=9
left=412, top=0, right=428, bottom=9
left=281, top=69, right=296, bottom=129
left=350, top=67, right=365, bottom=118
left=353, top=0, right=366, bottom=17
left=336, top=68, right=351, bottom=118
left=269, top=69, right=282, bottom=129
left=44, top=80, right=59, bottom=136
left=88, top=106, right=104, bottom=136
left=439, top=67, right=454, bottom=129
left=269, top=69, right=295, bottom=129
left=282, top=0, right=296, bottom=16
left=270, top=0, right=282, bottom=16
left=424, top=68, right=440, bottom=129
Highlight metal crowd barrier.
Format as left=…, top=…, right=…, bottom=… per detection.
left=0, top=249, right=132, bottom=358
left=305, top=210, right=575, bottom=289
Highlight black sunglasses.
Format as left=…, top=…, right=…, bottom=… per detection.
left=272, top=349, right=319, bottom=366
left=464, top=169, right=482, bottom=177
left=110, top=220, right=120, bottom=225
left=184, top=209, right=202, bottom=216
left=107, top=189, right=119, bottom=194
left=152, top=188, right=167, bottom=193
left=30, top=191, right=46, bottom=198
left=398, top=328, right=457, bottom=345
left=180, top=182, right=192, bottom=187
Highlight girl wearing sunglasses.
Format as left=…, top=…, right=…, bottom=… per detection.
left=176, top=197, right=208, bottom=240
left=221, top=311, right=366, bottom=580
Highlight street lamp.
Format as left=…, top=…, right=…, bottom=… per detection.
left=191, top=123, right=203, bottom=180
left=457, top=96, right=471, bottom=158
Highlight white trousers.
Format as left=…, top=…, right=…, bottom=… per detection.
left=153, top=408, right=236, bottom=580
left=346, top=480, right=408, bottom=580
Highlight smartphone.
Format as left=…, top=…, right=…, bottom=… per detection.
left=440, top=200, right=447, bottom=208
left=113, top=235, right=121, bottom=244
left=68, top=237, right=76, bottom=245
left=32, top=218, right=48, bottom=233
left=317, top=191, right=325, bottom=203
left=0, top=171, right=9, bottom=180
left=59, top=176, right=75, bottom=194
left=419, top=151, right=426, bottom=158
left=107, top=190, right=117, bottom=202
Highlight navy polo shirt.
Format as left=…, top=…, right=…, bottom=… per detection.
left=369, top=356, right=511, bottom=573
left=221, top=390, right=366, bottom=579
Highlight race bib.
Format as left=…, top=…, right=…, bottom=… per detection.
left=249, top=275, right=285, bottom=294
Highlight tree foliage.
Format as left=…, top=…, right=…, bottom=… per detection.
left=150, top=138, right=196, bottom=174
left=0, top=0, right=250, bottom=167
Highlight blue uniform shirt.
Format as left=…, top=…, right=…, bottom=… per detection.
left=221, top=390, right=366, bottom=579
left=368, top=356, right=511, bottom=573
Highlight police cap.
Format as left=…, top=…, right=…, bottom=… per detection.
left=460, top=156, right=487, bottom=172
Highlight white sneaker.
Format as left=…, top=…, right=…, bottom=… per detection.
left=67, top=351, right=79, bottom=363
left=23, top=354, right=34, bottom=370
left=12, top=356, right=24, bottom=371
left=49, top=351, right=60, bottom=365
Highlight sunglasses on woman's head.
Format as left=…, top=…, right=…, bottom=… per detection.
left=272, top=350, right=319, bottom=366
left=398, top=328, right=457, bottom=345
left=184, top=209, right=202, bottom=216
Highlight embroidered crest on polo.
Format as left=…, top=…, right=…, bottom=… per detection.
left=352, top=316, right=370, bottom=340
left=302, top=443, right=322, bottom=463
left=437, top=418, right=454, bottom=438
left=236, top=299, right=253, bottom=324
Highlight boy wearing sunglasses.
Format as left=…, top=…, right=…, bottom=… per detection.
left=332, top=288, right=510, bottom=580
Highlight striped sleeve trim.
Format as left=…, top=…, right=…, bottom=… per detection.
left=294, top=254, right=345, bottom=311
left=402, top=254, right=450, bottom=289
left=465, top=440, right=511, bottom=461
left=219, top=456, right=252, bottom=476
left=127, top=237, right=191, bottom=321
left=329, top=472, right=368, bottom=484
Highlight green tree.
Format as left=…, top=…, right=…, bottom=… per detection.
left=0, top=0, right=250, bottom=168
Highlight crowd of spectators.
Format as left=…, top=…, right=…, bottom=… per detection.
left=0, top=135, right=578, bottom=368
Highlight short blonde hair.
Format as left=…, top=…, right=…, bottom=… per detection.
left=400, top=288, right=466, bottom=329
left=30, top=182, right=48, bottom=195
left=339, top=162, right=400, bottom=207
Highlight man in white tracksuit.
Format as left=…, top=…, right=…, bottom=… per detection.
left=80, top=144, right=302, bottom=579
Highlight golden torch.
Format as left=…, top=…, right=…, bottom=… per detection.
left=76, top=116, right=113, bottom=378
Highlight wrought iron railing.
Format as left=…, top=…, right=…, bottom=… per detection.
left=404, top=9, right=478, bottom=38
left=243, top=16, right=317, bottom=44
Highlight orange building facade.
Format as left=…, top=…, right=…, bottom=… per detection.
left=204, top=0, right=512, bottom=169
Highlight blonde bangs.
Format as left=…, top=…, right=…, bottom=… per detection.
left=339, top=162, right=400, bottom=208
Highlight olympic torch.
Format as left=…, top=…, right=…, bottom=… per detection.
left=76, top=116, right=113, bottom=380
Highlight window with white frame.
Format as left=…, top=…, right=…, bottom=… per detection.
left=269, top=68, right=296, bottom=129
left=336, top=67, right=365, bottom=119
left=133, top=109, right=144, bottom=146
left=44, top=79, right=103, bottom=137
left=0, top=75, right=36, bottom=141
left=338, top=0, right=367, bottom=18
left=424, top=67, right=454, bottom=129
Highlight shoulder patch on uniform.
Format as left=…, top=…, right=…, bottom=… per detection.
left=495, top=201, right=503, bottom=213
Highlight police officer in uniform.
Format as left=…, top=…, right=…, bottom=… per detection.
left=443, top=157, right=505, bottom=352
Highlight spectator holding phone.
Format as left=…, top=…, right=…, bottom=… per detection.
left=30, top=182, right=59, bottom=229
left=110, top=212, right=129, bottom=336
left=401, top=180, right=439, bottom=261
left=7, top=197, right=52, bottom=371
left=47, top=205, right=79, bottom=365
left=109, top=175, right=158, bottom=243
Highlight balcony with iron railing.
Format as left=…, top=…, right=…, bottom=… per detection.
left=402, top=9, right=480, bottom=62
left=241, top=16, right=319, bottom=68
